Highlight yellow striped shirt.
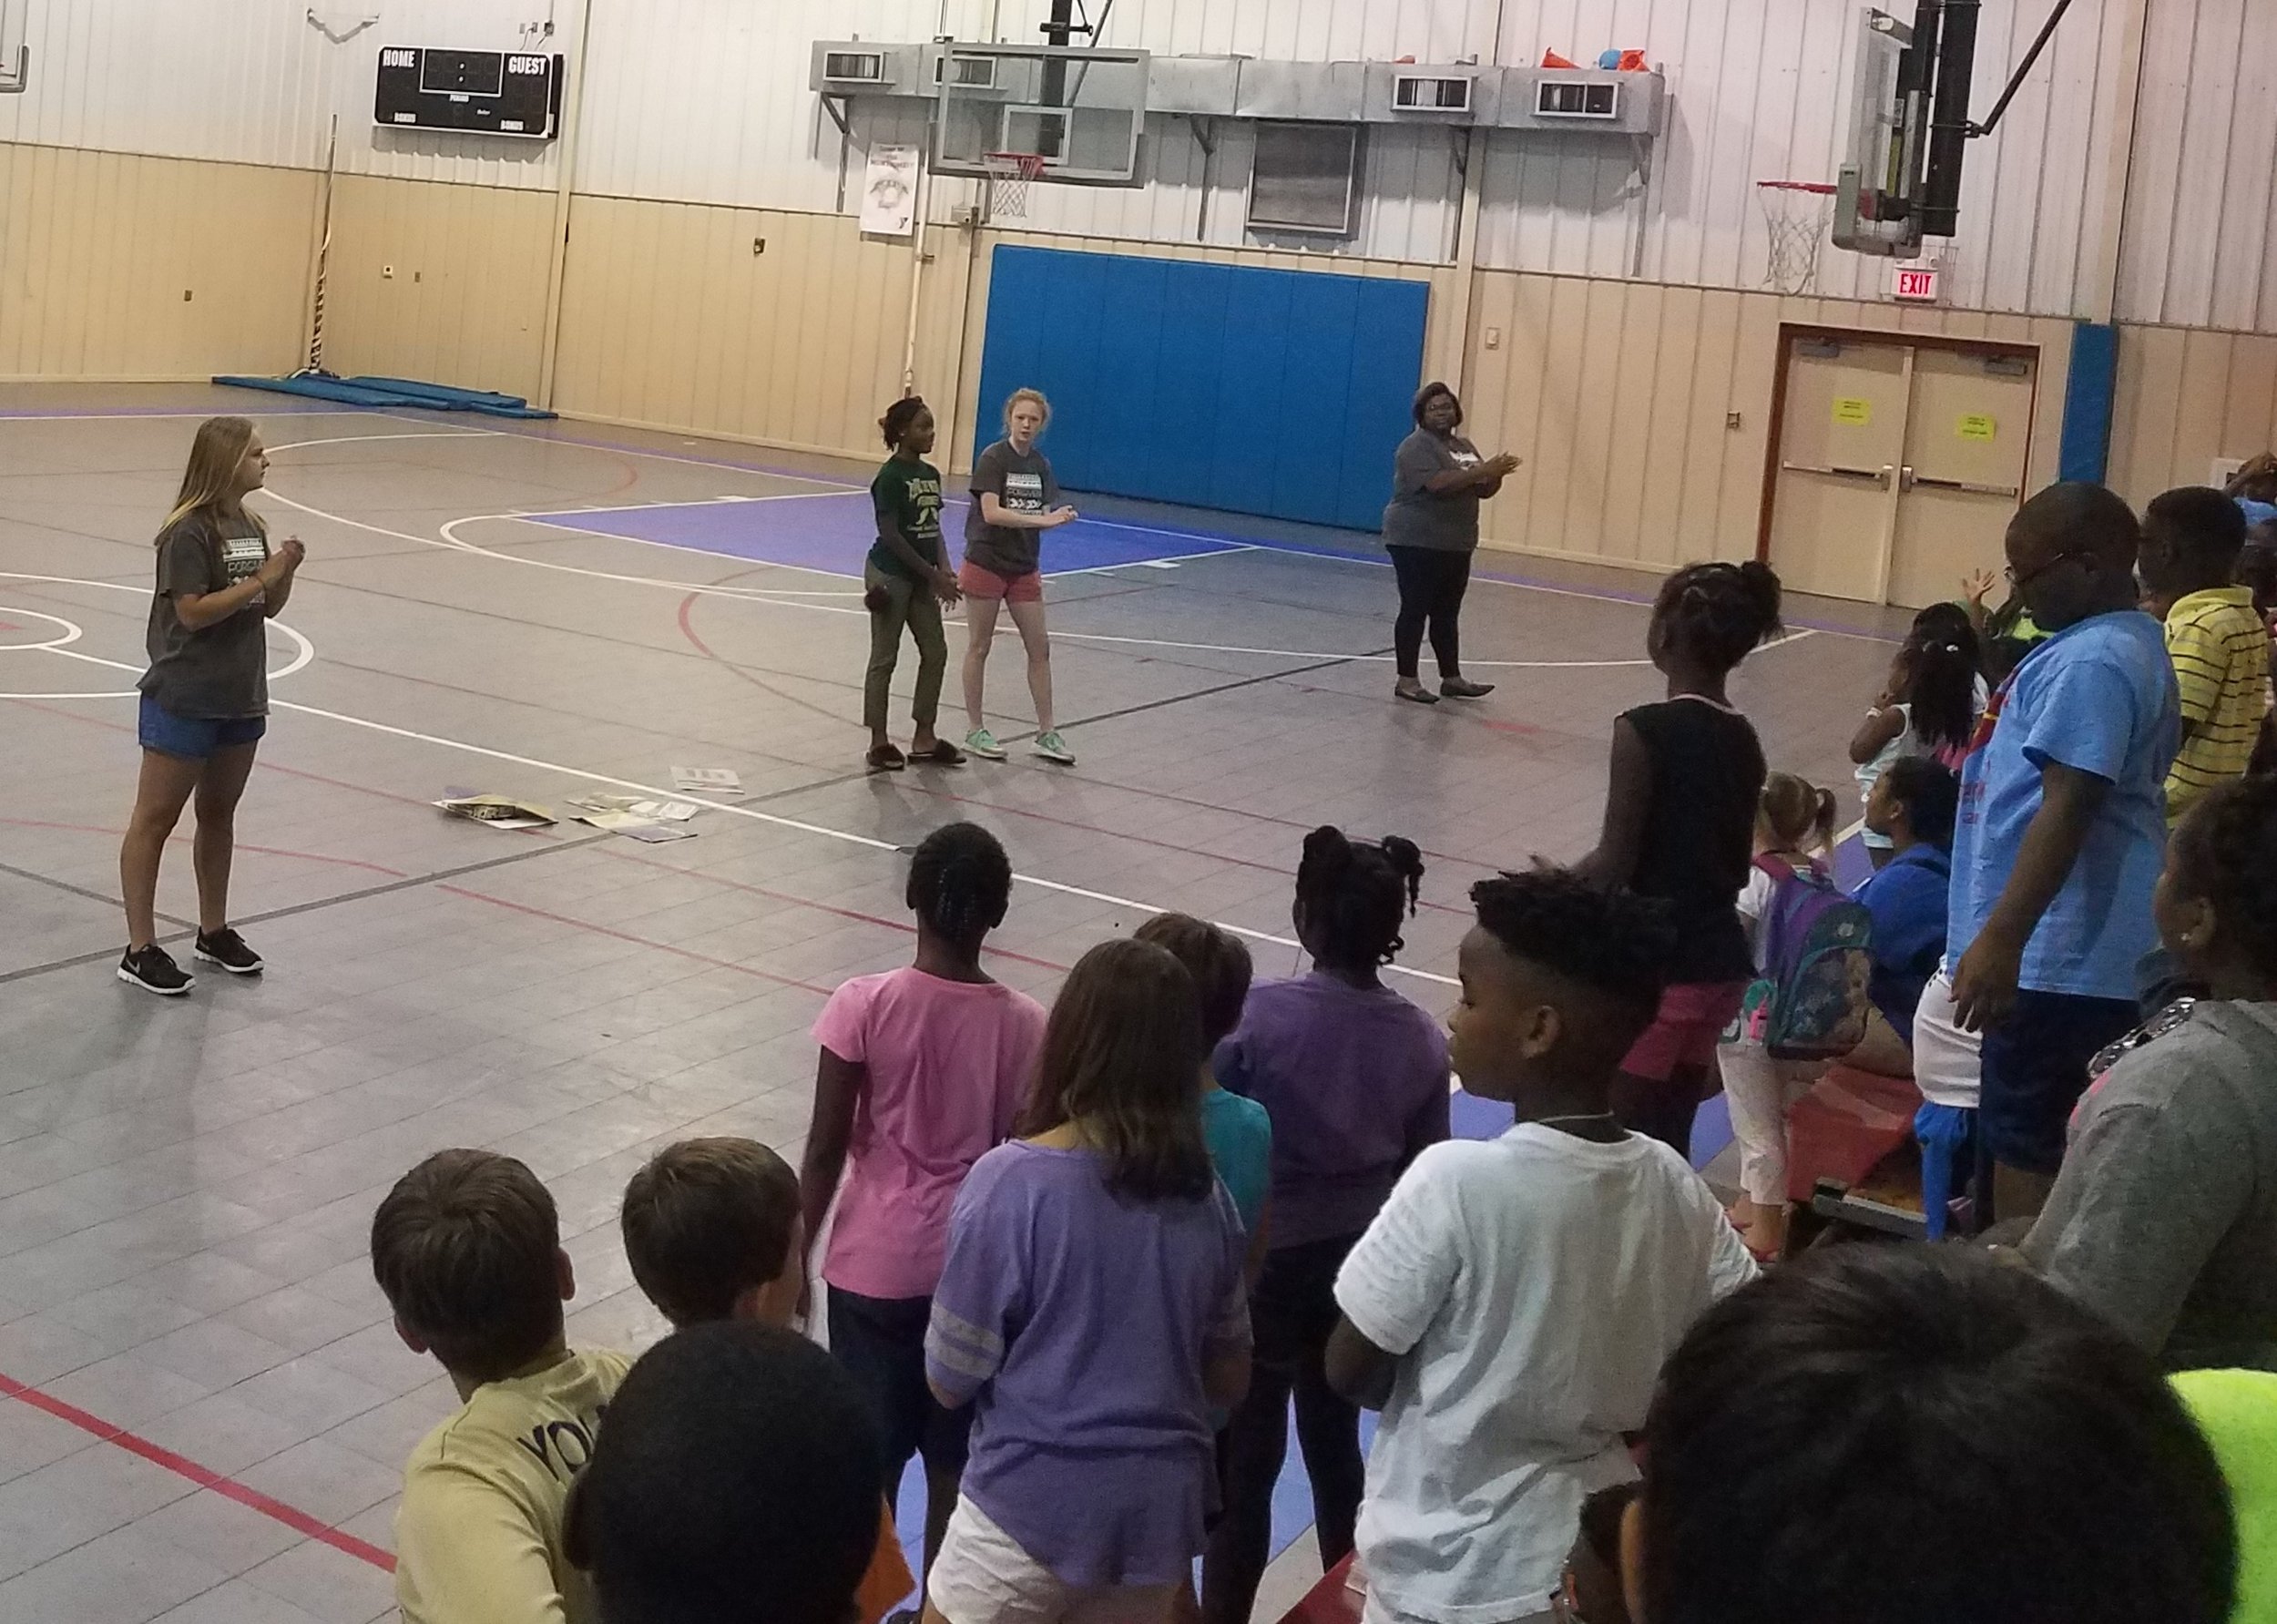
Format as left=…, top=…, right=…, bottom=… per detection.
left=2164, top=585, right=2271, bottom=822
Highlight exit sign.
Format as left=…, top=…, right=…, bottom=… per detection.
left=1893, top=261, right=1942, bottom=302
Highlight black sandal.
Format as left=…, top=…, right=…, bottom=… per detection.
left=866, top=743, right=907, bottom=772
left=910, top=741, right=966, bottom=766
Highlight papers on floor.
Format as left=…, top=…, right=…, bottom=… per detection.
left=670, top=766, right=744, bottom=797
left=434, top=794, right=556, bottom=831
left=567, top=793, right=700, bottom=842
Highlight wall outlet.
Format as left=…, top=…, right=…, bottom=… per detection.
left=1484, top=326, right=1502, bottom=350
left=752, top=237, right=766, bottom=255
left=182, top=289, right=192, bottom=302
left=1727, top=411, right=1743, bottom=430
left=382, top=264, right=394, bottom=279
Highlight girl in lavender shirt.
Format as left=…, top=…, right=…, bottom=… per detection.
left=1203, top=828, right=1451, bottom=1624
left=924, top=939, right=1252, bottom=1624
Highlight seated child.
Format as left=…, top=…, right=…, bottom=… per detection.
left=567, top=1321, right=887, bottom=1624
left=924, top=939, right=1252, bottom=1624
left=2023, top=776, right=2277, bottom=1371
left=373, top=1149, right=628, bottom=1624
left=1323, top=869, right=1757, bottom=1624
left=1720, top=771, right=1838, bottom=1258
left=1851, top=755, right=1960, bottom=1078
left=1627, top=1246, right=2237, bottom=1624
left=619, top=1138, right=915, bottom=1620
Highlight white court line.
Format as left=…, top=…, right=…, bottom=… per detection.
left=0, top=573, right=313, bottom=700
left=267, top=431, right=494, bottom=454
left=0, top=607, right=84, bottom=653
left=20, top=632, right=1456, bottom=987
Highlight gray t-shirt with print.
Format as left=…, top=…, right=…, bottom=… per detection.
left=964, top=440, right=1060, bottom=578
left=2023, top=1000, right=2277, bottom=1373
left=1383, top=429, right=1484, bottom=553
left=138, top=512, right=271, bottom=719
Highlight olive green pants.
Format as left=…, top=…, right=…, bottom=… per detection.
left=863, top=563, right=946, bottom=735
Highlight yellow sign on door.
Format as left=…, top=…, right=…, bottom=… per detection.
left=1958, top=414, right=1996, bottom=442
left=1832, top=397, right=1874, bottom=426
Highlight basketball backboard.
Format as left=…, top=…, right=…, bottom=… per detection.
left=1833, top=7, right=1925, bottom=257
left=933, top=44, right=1148, bottom=186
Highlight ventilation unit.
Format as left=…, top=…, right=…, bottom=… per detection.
left=1536, top=79, right=1620, bottom=119
left=820, top=49, right=887, bottom=85
left=1391, top=73, right=1473, bottom=113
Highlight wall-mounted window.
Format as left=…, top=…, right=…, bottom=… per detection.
left=1246, top=122, right=1363, bottom=238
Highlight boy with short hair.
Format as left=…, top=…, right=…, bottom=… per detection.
left=1629, top=1246, right=2237, bottom=1624
left=2139, top=485, right=2272, bottom=823
left=618, top=1138, right=915, bottom=1622
left=1322, top=869, right=1756, bottom=1624
left=373, top=1149, right=628, bottom=1624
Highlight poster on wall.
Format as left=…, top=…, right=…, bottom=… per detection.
left=861, top=145, right=921, bottom=237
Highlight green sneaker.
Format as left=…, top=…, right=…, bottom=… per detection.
left=965, top=728, right=1007, bottom=761
left=1031, top=730, right=1076, bottom=765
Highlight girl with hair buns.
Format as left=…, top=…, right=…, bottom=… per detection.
left=1202, top=826, right=1451, bottom=1624
left=117, top=415, right=305, bottom=995
left=962, top=386, right=1079, bottom=766
left=1575, top=559, right=1784, bottom=1155
left=800, top=821, right=1047, bottom=1582
left=864, top=396, right=963, bottom=772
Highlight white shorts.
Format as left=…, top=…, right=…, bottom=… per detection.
left=927, top=1496, right=1181, bottom=1624
left=1911, top=969, right=1984, bottom=1112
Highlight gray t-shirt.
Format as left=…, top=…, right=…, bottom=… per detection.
left=138, top=512, right=271, bottom=719
left=964, top=440, right=1060, bottom=578
left=2023, top=1000, right=2277, bottom=1372
left=1383, top=429, right=1484, bottom=553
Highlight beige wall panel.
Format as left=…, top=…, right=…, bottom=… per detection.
left=2109, top=324, right=2190, bottom=499
left=1596, top=281, right=1665, bottom=567
left=320, top=175, right=556, bottom=402
left=2106, top=323, right=2277, bottom=501
left=1636, top=286, right=1706, bottom=573
left=0, top=143, right=311, bottom=379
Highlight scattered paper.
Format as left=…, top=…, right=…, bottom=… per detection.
left=435, top=794, right=556, bottom=831
left=670, top=766, right=744, bottom=797
left=575, top=809, right=660, bottom=832
left=619, top=822, right=695, bottom=843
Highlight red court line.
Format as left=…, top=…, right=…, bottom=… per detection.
left=591, top=845, right=1072, bottom=974
left=0, top=1368, right=395, bottom=1572
left=438, top=883, right=839, bottom=996
left=0, top=815, right=409, bottom=878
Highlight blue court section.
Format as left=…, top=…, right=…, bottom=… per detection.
left=973, top=246, right=1431, bottom=533
left=526, top=492, right=1246, bottom=577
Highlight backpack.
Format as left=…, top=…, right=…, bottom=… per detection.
left=1741, top=857, right=1874, bottom=1061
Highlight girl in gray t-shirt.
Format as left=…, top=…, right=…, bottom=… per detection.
left=960, top=389, right=1080, bottom=766
left=118, top=416, right=305, bottom=996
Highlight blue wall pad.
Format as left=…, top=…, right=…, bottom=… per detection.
left=2058, top=322, right=2119, bottom=485
left=973, top=246, right=1430, bottom=532
left=213, top=373, right=556, bottom=419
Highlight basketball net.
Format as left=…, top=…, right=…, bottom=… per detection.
left=985, top=152, right=1047, bottom=220
left=1758, top=180, right=1836, bottom=295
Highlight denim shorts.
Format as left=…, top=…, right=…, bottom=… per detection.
left=138, top=694, right=266, bottom=760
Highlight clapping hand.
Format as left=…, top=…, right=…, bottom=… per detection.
left=1962, top=567, right=1997, bottom=606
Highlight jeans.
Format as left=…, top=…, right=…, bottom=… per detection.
left=1203, top=1233, right=1367, bottom=1624
left=1387, top=545, right=1473, bottom=680
left=863, top=562, right=946, bottom=734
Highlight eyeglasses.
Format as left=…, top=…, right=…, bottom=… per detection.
left=2005, top=550, right=2091, bottom=592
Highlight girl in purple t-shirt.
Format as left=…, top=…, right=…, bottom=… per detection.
left=801, top=822, right=1048, bottom=1585
left=924, top=939, right=1251, bottom=1620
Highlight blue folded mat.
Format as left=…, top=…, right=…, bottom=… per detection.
left=213, top=373, right=556, bottom=420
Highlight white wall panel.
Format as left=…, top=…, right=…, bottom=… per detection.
left=2116, top=0, right=2277, bottom=330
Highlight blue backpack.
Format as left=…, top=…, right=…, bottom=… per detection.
left=1740, top=857, right=1874, bottom=1061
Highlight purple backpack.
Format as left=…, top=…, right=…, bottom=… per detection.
left=1748, top=856, right=1874, bottom=1061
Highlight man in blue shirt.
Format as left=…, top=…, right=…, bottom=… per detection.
left=1949, top=484, right=2180, bottom=1223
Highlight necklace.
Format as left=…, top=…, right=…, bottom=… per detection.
left=1528, top=1112, right=1622, bottom=1130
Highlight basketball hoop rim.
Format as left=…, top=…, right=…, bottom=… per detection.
left=1757, top=179, right=1838, bottom=195
left=985, top=150, right=1051, bottom=178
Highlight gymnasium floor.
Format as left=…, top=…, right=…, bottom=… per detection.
left=0, top=383, right=1901, bottom=1624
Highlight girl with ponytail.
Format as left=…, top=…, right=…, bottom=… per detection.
left=1202, top=825, right=1451, bottom=1624
left=1575, top=559, right=1783, bottom=1155
left=799, top=821, right=1047, bottom=1581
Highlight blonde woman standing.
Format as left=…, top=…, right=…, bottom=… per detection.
left=961, top=388, right=1079, bottom=765
left=117, top=416, right=304, bottom=995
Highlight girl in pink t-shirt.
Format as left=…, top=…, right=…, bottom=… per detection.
left=801, top=822, right=1048, bottom=1583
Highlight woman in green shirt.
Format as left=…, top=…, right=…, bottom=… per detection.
left=864, top=398, right=965, bottom=771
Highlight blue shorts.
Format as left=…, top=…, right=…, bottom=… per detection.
left=1977, top=988, right=2139, bottom=1176
left=138, top=694, right=266, bottom=760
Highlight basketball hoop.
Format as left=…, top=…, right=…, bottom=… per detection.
left=984, top=152, right=1048, bottom=220
left=1757, top=180, right=1837, bottom=295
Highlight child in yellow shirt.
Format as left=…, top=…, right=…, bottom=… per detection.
left=2140, top=487, right=2272, bottom=822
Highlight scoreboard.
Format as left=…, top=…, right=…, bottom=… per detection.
left=374, top=46, right=564, bottom=139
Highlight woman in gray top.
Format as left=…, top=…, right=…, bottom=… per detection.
left=118, top=416, right=305, bottom=995
left=960, top=388, right=1079, bottom=766
left=1384, top=383, right=1518, bottom=705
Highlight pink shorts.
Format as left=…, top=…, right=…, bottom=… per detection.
left=958, top=560, right=1043, bottom=603
left=1621, top=980, right=1749, bottom=1082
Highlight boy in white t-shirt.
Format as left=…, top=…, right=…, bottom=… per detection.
left=1324, top=869, right=1757, bottom=1624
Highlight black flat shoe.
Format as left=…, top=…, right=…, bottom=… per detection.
left=1440, top=678, right=1496, bottom=700
left=1394, top=683, right=1440, bottom=706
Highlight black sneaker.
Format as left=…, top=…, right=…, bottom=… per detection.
left=118, top=944, right=195, bottom=996
left=193, top=927, right=264, bottom=975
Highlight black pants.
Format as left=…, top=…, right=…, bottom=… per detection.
left=1389, top=545, right=1473, bottom=680
left=1203, top=1233, right=1367, bottom=1624
left=827, top=1286, right=973, bottom=1497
